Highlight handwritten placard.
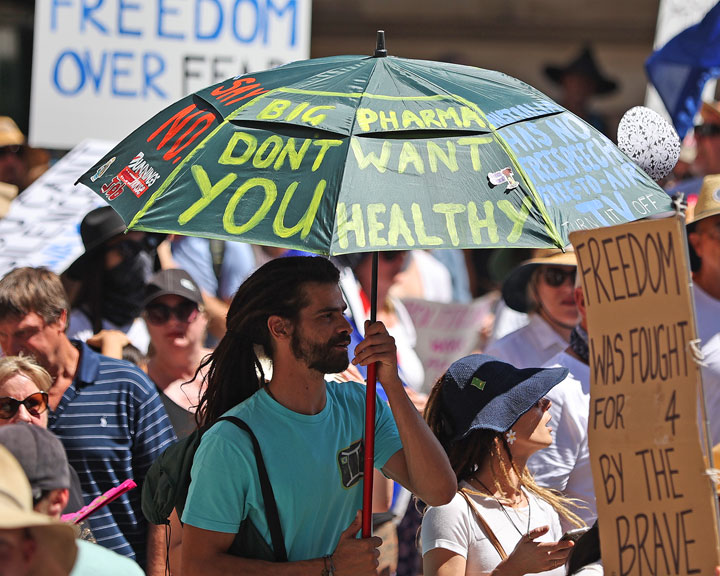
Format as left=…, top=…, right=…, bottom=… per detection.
left=402, top=296, right=493, bottom=394
left=0, top=140, right=112, bottom=278
left=570, top=216, right=720, bottom=576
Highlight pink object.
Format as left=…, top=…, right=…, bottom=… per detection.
left=61, top=479, right=137, bottom=524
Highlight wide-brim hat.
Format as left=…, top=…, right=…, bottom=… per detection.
left=440, top=354, right=568, bottom=441
left=65, top=206, right=127, bottom=277
left=545, top=47, right=618, bottom=95
left=502, top=249, right=577, bottom=313
left=0, top=116, right=24, bottom=148
left=0, top=446, right=77, bottom=574
left=143, top=269, right=203, bottom=308
left=688, top=174, right=720, bottom=225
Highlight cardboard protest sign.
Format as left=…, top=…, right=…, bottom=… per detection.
left=570, top=216, right=720, bottom=576
left=402, top=296, right=493, bottom=394
left=0, top=140, right=112, bottom=278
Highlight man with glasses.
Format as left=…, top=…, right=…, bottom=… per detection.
left=0, top=267, right=175, bottom=574
left=486, top=249, right=579, bottom=368
left=687, top=175, right=720, bottom=445
left=694, top=102, right=720, bottom=177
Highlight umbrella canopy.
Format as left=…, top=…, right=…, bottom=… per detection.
left=646, top=1, right=720, bottom=139
left=77, top=45, right=671, bottom=256
left=75, top=35, right=674, bottom=537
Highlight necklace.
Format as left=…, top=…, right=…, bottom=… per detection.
left=472, top=479, right=531, bottom=537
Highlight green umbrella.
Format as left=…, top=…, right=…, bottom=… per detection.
left=76, top=32, right=672, bottom=537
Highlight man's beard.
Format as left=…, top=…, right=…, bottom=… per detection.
left=291, top=329, right=351, bottom=374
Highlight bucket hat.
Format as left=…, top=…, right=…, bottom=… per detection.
left=143, top=269, right=203, bottom=308
left=545, top=47, right=618, bottom=95
left=0, top=444, right=77, bottom=575
left=440, top=354, right=568, bottom=441
left=501, top=249, right=577, bottom=313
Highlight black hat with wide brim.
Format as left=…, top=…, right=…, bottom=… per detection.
left=440, top=354, right=568, bottom=441
left=545, top=47, right=618, bottom=95
left=65, top=206, right=127, bottom=278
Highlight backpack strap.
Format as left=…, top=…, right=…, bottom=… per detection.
left=217, top=416, right=288, bottom=562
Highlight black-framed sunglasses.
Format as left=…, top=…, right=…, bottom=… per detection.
left=145, top=300, right=200, bottom=325
left=694, top=124, right=720, bottom=138
left=542, top=267, right=576, bottom=287
left=0, top=391, right=49, bottom=419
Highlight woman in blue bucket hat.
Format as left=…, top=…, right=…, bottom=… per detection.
left=421, top=354, right=585, bottom=576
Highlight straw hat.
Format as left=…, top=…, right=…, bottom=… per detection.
left=501, top=249, right=577, bottom=313
left=688, top=174, right=720, bottom=225
left=0, top=117, right=24, bottom=148
left=0, top=445, right=77, bottom=575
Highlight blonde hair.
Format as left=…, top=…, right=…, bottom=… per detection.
left=0, top=356, right=53, bottom=393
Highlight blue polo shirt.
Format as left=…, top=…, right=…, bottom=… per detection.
left=48, top=342, right=176, bottom=567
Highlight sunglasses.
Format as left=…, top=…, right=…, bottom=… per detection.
left=0, top=392, right=49, bottom=419
left=541, top=267, right=576, bottom=287
left=694, top=124, right=720, bottom=138
left=145, top=300, right=200, bottom=325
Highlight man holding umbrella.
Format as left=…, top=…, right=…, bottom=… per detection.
left=181, top=256, right=456, bottom=574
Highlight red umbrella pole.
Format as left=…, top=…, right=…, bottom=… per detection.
left=362, top=252, right=379, bottom=538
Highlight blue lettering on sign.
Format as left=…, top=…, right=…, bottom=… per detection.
left=233, top=0, right=260, bottom=43
left=267, top=0, right=297, bottom=46
left=196, top=0, right=224, bottom=40
left=51, top=0, right=72, bottom=31
left=81, top=0, right=108, bottom=34
left=157, top=0, right=185, bottom=39
left=52, top=49, right=167, bottom=99
left=118, top=0, right=142, bottom=36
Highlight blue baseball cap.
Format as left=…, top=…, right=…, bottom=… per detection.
left=440, top=354, right=568, bottom=440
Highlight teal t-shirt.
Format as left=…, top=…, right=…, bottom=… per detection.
left=182, top=381, right=402, bottom=560
left=70, top=539, right=145, bottom=575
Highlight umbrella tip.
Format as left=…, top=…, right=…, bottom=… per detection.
left=374, top=30, right=387, bottom=57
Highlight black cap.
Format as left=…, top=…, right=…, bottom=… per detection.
left=143, top=269, right=203, bottom=308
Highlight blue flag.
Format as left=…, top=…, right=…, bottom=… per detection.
left=646, top=1, right=720, bottom=139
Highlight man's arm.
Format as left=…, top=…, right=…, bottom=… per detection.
left=352, top=321, right=457, bottom=507
left=182, top=513, right=381, bottom=576
left=145, top=523, right=169, bottom=576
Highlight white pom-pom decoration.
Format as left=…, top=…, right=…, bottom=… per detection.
left=617, top=106, right=681, bottom=181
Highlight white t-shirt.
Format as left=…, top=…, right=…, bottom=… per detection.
left=485, top=314, right=568, bottom=368
left=67, top=308, right=150, bottom=355
left=421, top=485, right=565, bottom=576
left=693, top=283, right=720, bottom=344
left=527, top=351, right=596, bottom=530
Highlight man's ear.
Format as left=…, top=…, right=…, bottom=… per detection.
left=688, top=230, right=704, bottom=259
left=34, top=488, right=69, bottom=519
left=56, top=309, right=68, bottom=333
left=267, top=316, right=290, bottom=340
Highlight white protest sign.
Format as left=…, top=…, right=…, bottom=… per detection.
left=29, top=0, right=312, bottom=149
left=402, top=296, right=493, bottom=394
left=0, top=140, right=114, bottom=278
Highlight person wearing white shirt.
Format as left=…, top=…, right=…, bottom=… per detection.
left=527, top=282, right=596, bottom=530
left=486, top=250, right=578, bottom=369
left=687, top=175, right=720, bottom=446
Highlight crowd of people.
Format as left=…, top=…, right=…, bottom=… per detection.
left=2, top=42, right=720, bottom=576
